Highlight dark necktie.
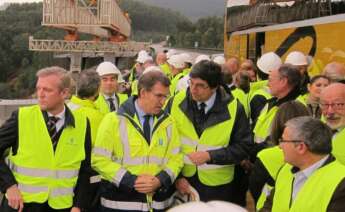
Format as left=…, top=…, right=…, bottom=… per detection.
left=143, top=115, right=151, bottom=143
left=199, top=102, right=206, bottom=118
left=107, top=97, right=116, bottom=112
left=47, top=116, right=60, bottom=147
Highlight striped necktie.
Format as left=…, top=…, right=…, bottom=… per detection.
left=47, top=116, right=60, bottom=147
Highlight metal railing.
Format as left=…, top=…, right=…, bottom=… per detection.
left=29, top=36, right=149, bottom=56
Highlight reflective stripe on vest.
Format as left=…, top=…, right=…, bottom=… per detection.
left=92, top=147, right=112, bottom=159
left=9, top=105, right=86, bottom=209
left=18, top=185, right=75, bottom=198
left=171, top=91, right=237, bottom=186
left=181, top=137, right=229, bottom=170
left=101, top=197, right=174, bottom=211
left=17, top=184, right=75, bottom=198
left=116, top=116, right=176, bottom=181
left=112, top=167, right=127, bottom=187
left=6, top=160, right=79, bottom=179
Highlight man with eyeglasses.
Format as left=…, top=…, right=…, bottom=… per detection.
left=92, top=71, right=183, bottom=211
left=167, top=60, right=252, bottom=203
left=261, top=116, right=345, bottom=211
left=320, top=83, right=345, bottom=165
left=253, top=64, right=301, bottom=146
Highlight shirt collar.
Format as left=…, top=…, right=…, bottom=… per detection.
left=103, top=93, right=116, bottom=100
left=197, top=91, right=216, bottom=112
left=292, top=155, right=329, bottom=177
left=134, top=100, right=147, bottom=118
left=47, top=106, right=65, bottom=121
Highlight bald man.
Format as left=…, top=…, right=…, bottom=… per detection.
left=320, top=83, right=345, bottom=164
left=224, top=57, right=240, bottom=76
left=322, top=62, right=345, bottom=83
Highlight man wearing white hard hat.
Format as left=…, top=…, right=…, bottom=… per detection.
left=179, top=53, right=193, bottom=75
left=249, top=52, right=282, bottom=127
left=128, top=50, right=150, bottom=83
left=95, top=61, right=128, bottom=114
left=130, top=55, right=156, bottom=96
left=285, top=51, right=310, bottom=95
left=253, top=64, right=302, bottom=145
left=168, top=54, right=186, bottom=95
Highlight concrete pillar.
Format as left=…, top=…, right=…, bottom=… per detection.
left=70, top=53, right=82, bottom=72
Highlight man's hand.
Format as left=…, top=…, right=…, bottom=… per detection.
left=134, top=174, right=161, bottom=194
left=6, top=184, right=24, bottom=212
left=188, top=151, right=211, bottom=165
left=175, top=178, right=196, bottom=201
left=70, top=207, right=81, bottom=212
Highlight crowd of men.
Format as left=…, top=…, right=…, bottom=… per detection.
left=0, top=49, right=345, bottom=212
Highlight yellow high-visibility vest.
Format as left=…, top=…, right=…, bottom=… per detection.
left=8, top=105, right=87, bottom=209
left=272, top=161, right=345, bottom=212
left=170, top=91, right=238, bottom=186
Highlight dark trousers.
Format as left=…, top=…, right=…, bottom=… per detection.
left=0, top=198, right=71, bottom=212
left=230, top=165, right=249, bottom=207
left=186, top=174, right=236, bottom=202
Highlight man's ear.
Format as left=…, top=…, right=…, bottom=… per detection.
left=61, top=88, right=70, bottom=99
left=139, top=88, right=146, bottom=98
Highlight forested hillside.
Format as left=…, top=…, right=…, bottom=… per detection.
left=134, top=0, right=225, bottom=20
left=0, top=1, right=189, bottom=98
left=0, top=1, right=223, bottom=98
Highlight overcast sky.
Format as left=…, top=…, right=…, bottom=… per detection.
left=1, top=0, right=42, bottom=5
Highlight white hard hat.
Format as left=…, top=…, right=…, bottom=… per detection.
left=96, top=62, right=124, bottom=83
left=168, top=54, right=185, bottom=69
left=143, top=66, right=163, bottom=75
left=195, top=54, right=211, bottom=64
left=257, top=52, right=282, bottom=74
left=179, top=53, right=193, bottom=64
left=168, top=201, right=247, bottom=212
left=137, top=54, right=153, bottom=64
left=285, top=51, right=308, bottom=66
left=213, top=55, right=226, bottom=65
left=167, top=49, right=178, bottom=59
left=138, top=50, right=148, bottom=58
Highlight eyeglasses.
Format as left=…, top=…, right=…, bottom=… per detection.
left=278, top=138, right=303, bottom=144
left=187, top=79, right=209, bottom=89
left=319, top=102, right=345, bottom=110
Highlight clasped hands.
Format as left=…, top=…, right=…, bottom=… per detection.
left=134, top=174, right=161, bottom=194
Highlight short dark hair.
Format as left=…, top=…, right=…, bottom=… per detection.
left=271, top=101, right=310, bottom=145
left=285, top=116, right=333, bottom=155
left=137, top=71, right=170, bottom=96
left=77, top=70, right=100, bottom=99
left=278, top=63, right=302, bottom=89
left=190, top=60, right=222, bottom=88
